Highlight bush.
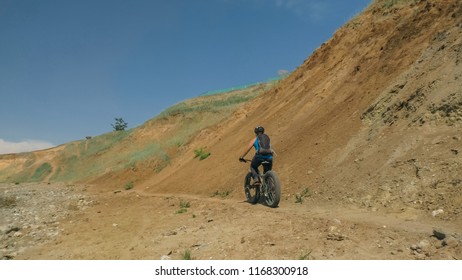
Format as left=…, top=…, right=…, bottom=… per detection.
left=124, top=181, right=134, bottom=190
left=194, top=147, right=211, bottom=160
left=295, top=188, right=311, bottom=204
left=176, top=200, right=190, bottom=214
left=212, top=190, right=230, bottom=198
left=180, top=200, right=190, bottom=208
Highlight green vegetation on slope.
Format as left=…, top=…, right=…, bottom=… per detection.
left=0, top=81, right=277, bottom=183
left=157, top=83, right=271, bottom=119
left=31, top=163, right=53, bottom=181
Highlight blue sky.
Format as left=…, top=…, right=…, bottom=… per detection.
left=0, top=0, right=371, bottom=154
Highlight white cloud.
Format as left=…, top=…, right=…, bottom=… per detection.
left=0, top=139, right=55, bottom=155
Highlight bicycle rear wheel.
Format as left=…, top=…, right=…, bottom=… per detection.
left=263, top=171, right=281, bottom=208
left=244, top=172, right=259, bottom=204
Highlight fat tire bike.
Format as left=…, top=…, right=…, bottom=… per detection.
left=240, top=159, right=281, bottom=208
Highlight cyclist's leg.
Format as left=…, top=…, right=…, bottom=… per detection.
left=250, top=156, right=262, bottom=182
left=262, top=158, right=273, bottom=174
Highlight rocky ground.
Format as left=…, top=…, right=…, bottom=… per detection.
left=0, top=183, right=94, bottom=259
left=1, top=182, right=461, bottom=260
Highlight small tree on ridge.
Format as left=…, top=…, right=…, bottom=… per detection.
left=111, top=117, right=128, bottom=131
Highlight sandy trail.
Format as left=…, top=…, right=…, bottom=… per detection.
left=3, top=183, right=459, bottom=260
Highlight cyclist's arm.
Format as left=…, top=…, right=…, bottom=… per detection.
left=240, top=138, right=255, bottom=158
left=270, top=143, right=277, bottom=156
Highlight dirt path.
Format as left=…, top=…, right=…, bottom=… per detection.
left=2, top=183, right=460, bottom=260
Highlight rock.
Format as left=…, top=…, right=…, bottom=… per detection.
left=327, top=233, right=346, bottom=241
left=328, top=226, right=338, bottom=232
left=162, top=230, right=177, bottom=237
left=418, top=239, right=431, bottom=251
left=433, top=228, right=447, bottom=240
left=410, top=239, right=432, bottom=253
left=0, top=183, right=92, bottom=258
left=435, top=242, right=445, bottom=249
left=5, top=227, right=21, bottom=235
left=431, top=209, right=444, bottom=217
left=2, top=255, right=14, bottom=260
left=442, top=236, right=459, bottom=248
left=413, top=252, right=426, bottom=260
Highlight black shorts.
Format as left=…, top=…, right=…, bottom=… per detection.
left=250, top=156, right=273, bottom=180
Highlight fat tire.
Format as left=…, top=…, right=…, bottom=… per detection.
left=244, top=172, right=260, bottom=204
left=263, top=171, right=281, bottom=208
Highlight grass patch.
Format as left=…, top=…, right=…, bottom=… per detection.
left=157, top=83, right=271, bottom=119
left=180, top=200, right=191, bottom=208
left=212, top=190, right=230, bottom=198
left=298, top=250, right=312, bottom=260
left=182, top=249, right=191, bottom=260
left=124, top=181, right=134, bottom=190
left=175, top=200, right=191, bottom=214
left=175, top=208, right=188, bottom=214
left=295, top=188, right=311, bottom=204
left=154, top=154, right=171, bottom=173
left=49, top=131, right=132, bottom=182
left=159, top=94, right=257, bottom=118
left=127, top=143, right=163, bottom=166
left=31, top=163, right=52, bottom=181
left=194, top=147, right=211, bottom=160
left=78, top=130, right=131, bottom=158
left=49, top=130, right=171, bottom=181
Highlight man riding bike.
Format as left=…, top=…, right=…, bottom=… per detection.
left=239, top=126, right=274, bottom=186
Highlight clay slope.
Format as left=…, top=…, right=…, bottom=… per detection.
left=139, top=0, right=462, bottom=221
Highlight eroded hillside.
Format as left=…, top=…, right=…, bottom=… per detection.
left=135, top=0, right=462, bottom=222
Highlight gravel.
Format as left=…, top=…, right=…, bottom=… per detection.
left=0, top=183, right=94, bottom=260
